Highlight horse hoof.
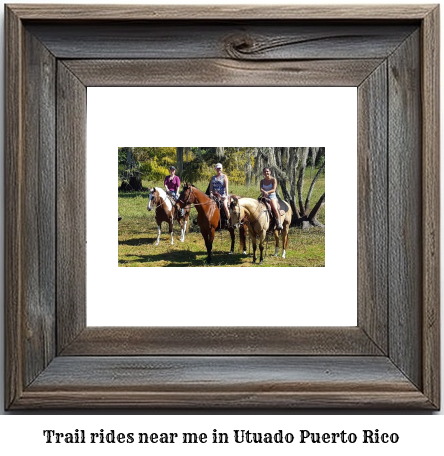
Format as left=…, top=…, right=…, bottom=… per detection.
left=260, top=261, right=263, bottom=265
left=229, top=251, right=233, bottom=255
left=155, top=242, right=159, bottom=246
left=243, top=251, right=247, bottom=255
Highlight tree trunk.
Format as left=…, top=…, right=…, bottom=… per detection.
left=245, top=149, right=252, bottom=189
left=251, top=146, right=324, bottom=229
left=120, top=147, right=142, bottom=191
left=297, top=147, right=310, bottom=216
left=216, top=147, right=225, bottom=159
left=176, top=147, right=184, bottom=176
left=305, top=162, right=325, bottom=212
left=308, top=193, right=325, bottom=227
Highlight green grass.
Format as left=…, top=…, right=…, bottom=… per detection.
left=118, top=178, right=325, bottom=267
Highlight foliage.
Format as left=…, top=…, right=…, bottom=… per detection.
left=118, top=147, right=177, bottom=183
left=118, top=147, right=325, bottom=226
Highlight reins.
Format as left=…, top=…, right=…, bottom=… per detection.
left=150, top=193, right=175, bottom=225
left=178, top=186, right=214, bottom=208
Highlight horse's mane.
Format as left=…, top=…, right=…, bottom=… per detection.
left=154, top=187, right=167, bottom=199
left=185, top=184, right=211, bottom=201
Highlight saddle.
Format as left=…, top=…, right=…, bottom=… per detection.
left=166, top=193, right=177, bottom=207
left=258, top=196, right=287, bottom=232
left=211, top=194, right=230, bottom=229
left=258, top=196, right=286, bottom=217
left=165, top=193, right=185, bottom=220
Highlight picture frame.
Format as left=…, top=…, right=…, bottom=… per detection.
left=5, top=4, right=440, bottom=409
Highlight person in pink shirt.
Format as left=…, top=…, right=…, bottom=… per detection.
left=164, top=166, right=181, bottom=200
left=164, top=166, right=183, bottom=216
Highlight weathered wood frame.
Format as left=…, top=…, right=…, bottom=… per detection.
left=5, top=4, right=440, bottom=409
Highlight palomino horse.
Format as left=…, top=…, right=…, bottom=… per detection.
left=230, top=196, right=292, bottom=264
left=147, top=187, right=190, bottom=245
left=176, top=183, right=246, bottom=263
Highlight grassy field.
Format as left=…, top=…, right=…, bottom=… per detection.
left=118, top=177, right=325, bottom=267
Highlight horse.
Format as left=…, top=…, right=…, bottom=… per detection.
left=147, top=187, right=190, bottom=245
left=230, top=196, right=292, bottom=264
left=176, top=183, right=247, bottom=263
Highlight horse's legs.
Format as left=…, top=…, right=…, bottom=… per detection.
left=259, top=231, right=266, bottom=264
left=282, top=225, right=290, bottom=258
left=168, top=218, right=174, bottom=245
left=201, top=228, right=214, bottom=264
left=240, top=225, right=247, bottom=255
left=208, top=227, right=216, bottom=263
left=180, top=218, right=187, bottom=242
left=185, top=210, right=190, bottom=233
left=228, top=227, right=235, bottom=254
left=274, top=230, right=280, bottom=256
left=250, top=230, right=257, bottom=263
left=155, top=224, right=161, bottom=246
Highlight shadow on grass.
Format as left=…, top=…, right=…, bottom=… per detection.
left=119, top=248, right=248, bottom=267
left=119, top=237, right=158, bottom=246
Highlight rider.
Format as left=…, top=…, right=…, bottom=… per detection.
left=164, top=166, right=183, bottom=216
left=260, top=167, right=283, bottom=230
left=209, top=163, right=230, bottom=227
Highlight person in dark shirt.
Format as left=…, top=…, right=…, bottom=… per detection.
left=164, top=166, right=183, bottom=216
left=164, top=166, right=181, bottom=200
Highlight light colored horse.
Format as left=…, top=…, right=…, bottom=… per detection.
left=230, top=196, right=292, bottom=264
left=147, top=187, right=190, bottom=245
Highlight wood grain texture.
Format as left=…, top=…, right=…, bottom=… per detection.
left=4, top=4, right=440, bottom=410
left=14, top=356, right=432, bottom=409
left=56, top=62, right=87, bottom=353
left=4, top=4, right=24, bottom=410
left=27, top=22, right=416, bottom=60
left=21, top=28, right=57, bottom=387
left=7, top=4, right=435, bottom=20
left=388, top=30, right=422, bottom=389
left=421, top=6, right=440, bottom=409
left=61, top=327, right=382, bottom=356
left=64, top=58, right=384, bottom=87
left=357, top=62, right=388, bottom=354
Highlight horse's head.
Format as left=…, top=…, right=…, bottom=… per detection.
left=229, top=196, right=242, bottom=228
left=176, top=183, right=194, bottom=208
left=147, top=188, right=158, bottom=211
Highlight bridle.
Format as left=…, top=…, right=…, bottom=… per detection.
left=178, top=185, right=214, bottom=208
left=231, top=201, right=242, bottom=228
left=177, top=185, right=194, bottom=206
left=149, top=190, right=174, bottom=222
left=149, top=190, right=162, bottom=210
left=233, top=199, right=266, bottom=230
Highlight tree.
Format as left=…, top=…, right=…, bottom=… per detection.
left=119, top=146, right=143, bottom=191
left=176, top=147, right=184, bottom=176
left=252, top=147, right=325, bottom=228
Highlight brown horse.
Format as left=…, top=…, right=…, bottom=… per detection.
left=147, top=187, right=190, bottom=245
left=176, top=183, right=246, bottom=263
left=230, top=196, right=292, bottom=264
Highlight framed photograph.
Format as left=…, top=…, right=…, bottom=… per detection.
left=5, top=4, right=440, bottom=409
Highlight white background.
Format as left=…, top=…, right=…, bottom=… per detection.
left=88, top=87, right=357, bottom=326
left=0, top=0, right=442, bottom=448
